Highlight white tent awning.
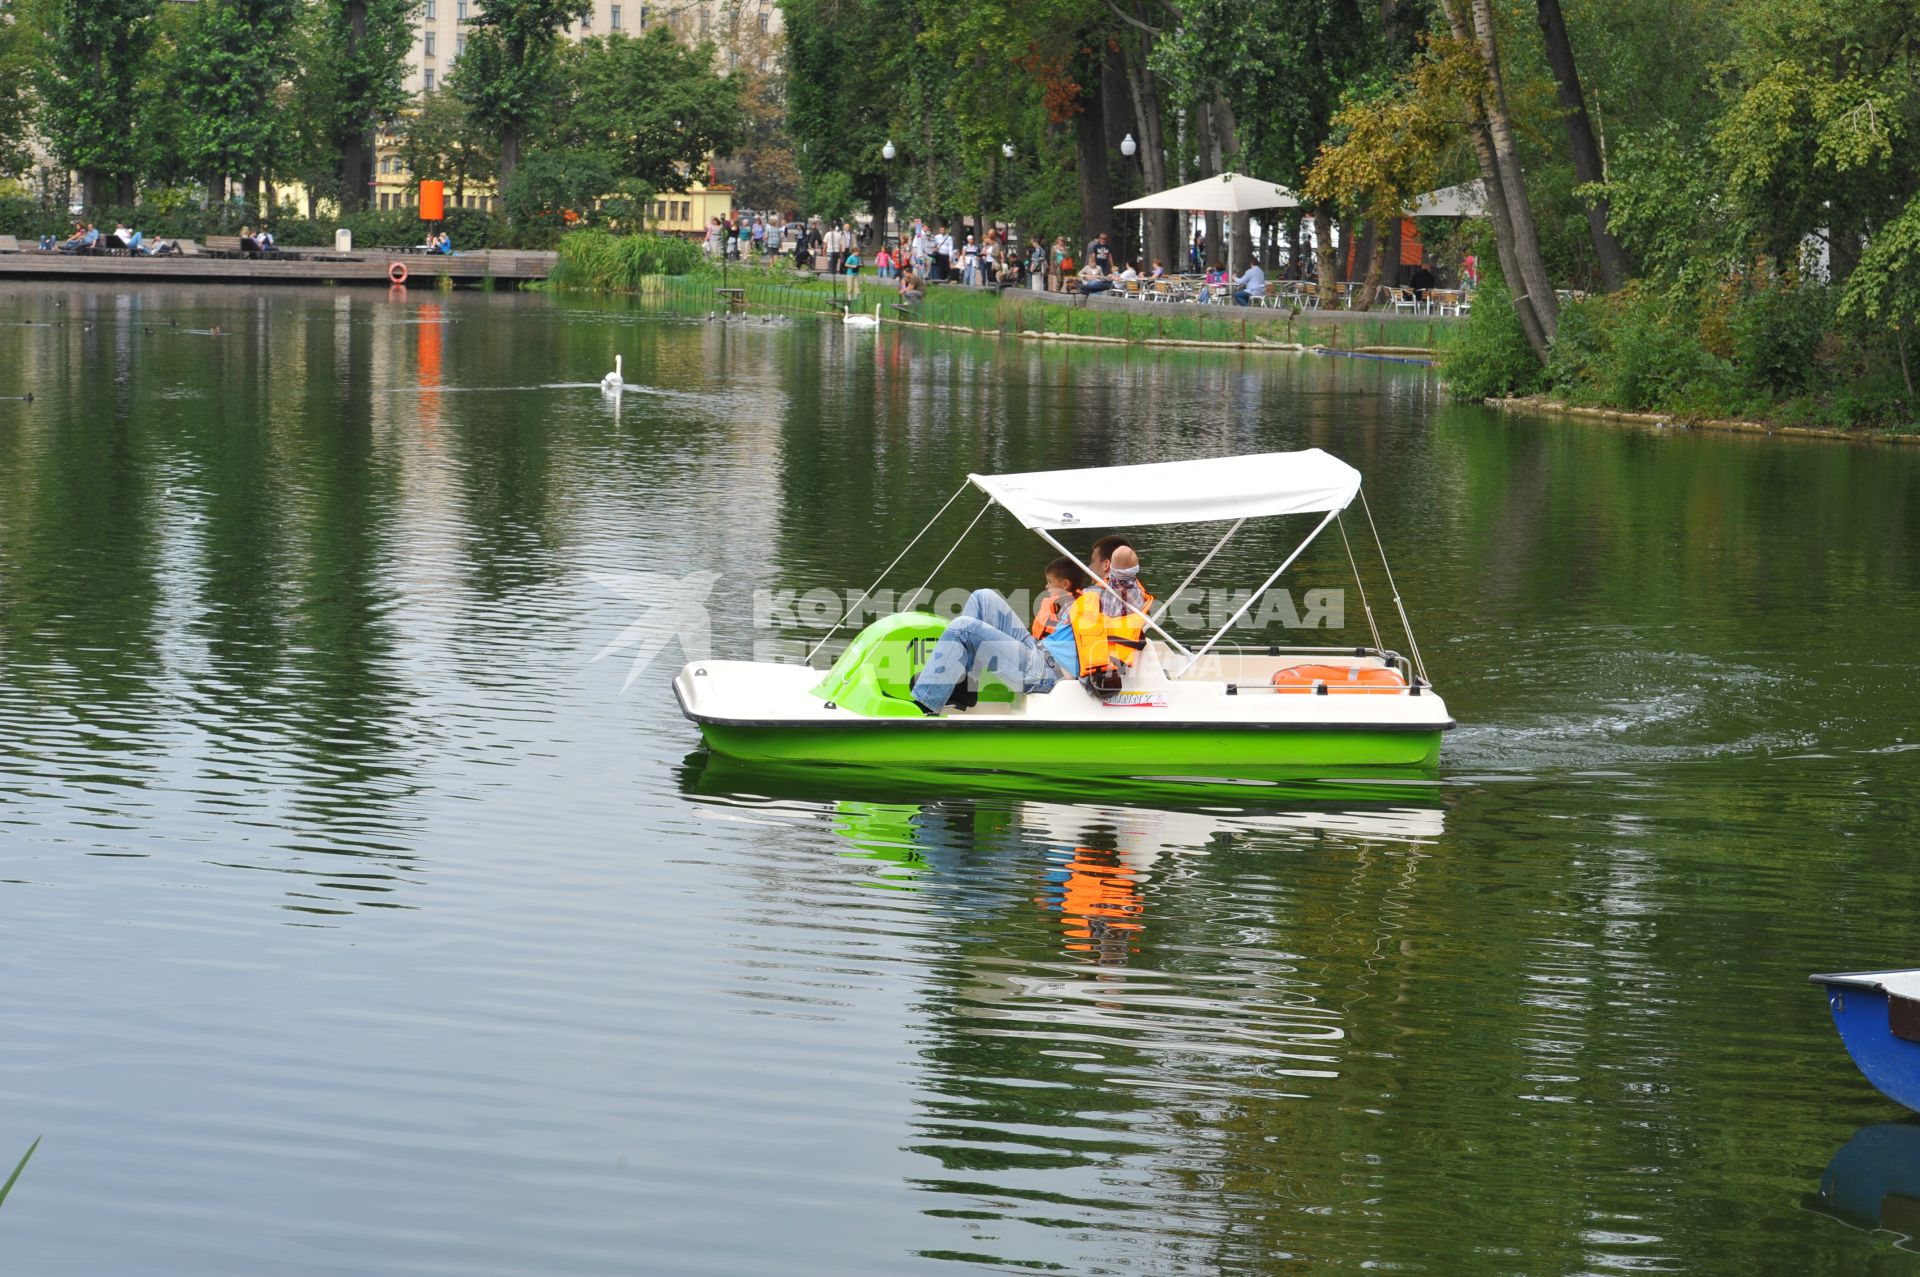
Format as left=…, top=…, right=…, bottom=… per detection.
left=1115, top=172, right=1303, bottom=213
left=1408, top=180, right=1488, bottom=218
left=970, top=450, right=1361, bottom=531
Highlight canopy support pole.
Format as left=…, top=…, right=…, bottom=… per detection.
left=1336, top=513, right=1384, bottom=652
left=1151, top=517, right=1245, bottom=623
left=915, top=497, right=996, bottom=599
left=1359, top=489, right=1428, bottom=685
left=804, top=479, right=970, bottom=665
left=1176, top=506, right=1342, bottom=677
left=1030, top=529, right=1193, bottom=659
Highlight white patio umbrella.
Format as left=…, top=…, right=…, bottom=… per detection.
left=1116, top=172, right=1302, bottom=275
left=1115, top=171, right=1303, bottom=213
left=1407, top=180, right=1487, bottom=217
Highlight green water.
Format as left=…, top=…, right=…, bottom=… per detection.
left=2, top=282, right=1919, bottom=1275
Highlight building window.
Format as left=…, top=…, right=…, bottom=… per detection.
left=610, top=4, right=620, bottom=28
left=638, top=3, right=647, bottom=22
left=579, top=6, right=589, bottom=26
left=455, top=32, right=465, bottom=54
left=423, top=68, right=435, bottom=90
left=758, top=11, right=767, bottom=31
left=424, top=0, right=434, bottom=16
left=457, top=0, right=466, bottom=16
left=699, top=8, right=708, bottom=32
left=424, top=30, right=435, bottom=55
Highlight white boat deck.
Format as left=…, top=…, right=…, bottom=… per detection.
left=676, top=642, right=1452, bottom=731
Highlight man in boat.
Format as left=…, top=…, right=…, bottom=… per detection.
left=909, top=536, right=1152, bottom=715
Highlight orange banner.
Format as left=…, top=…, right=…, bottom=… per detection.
left=419, top=180, right=445, bottom=221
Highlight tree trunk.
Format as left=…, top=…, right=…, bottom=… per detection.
left=81, top=170, right=105, bottom=212
left=339, top=0, right=370, bottom=212
left=1073, top=65, right=1114, bottom=251
left=498, top=128, right=521, bottom=192
left=868, top=172, right=888, bottom=246
left=1196, top=101, right=1221, bottom=269
left=1439, top=0, right=1551, bottom=359
left=1352, top=217, right=1376, bottom=286
left=1287, top=213, right=1303, bottom=276
left=1467, top=0, right=1558, bottom=342
left=1313, top=205, right=1339, bottom=299
left=1120, top=20, right=1173, bottom=270
left=342, top=133, right=371, bottom=213
left=1353, top=217, right=1394, bottom=310
left=1535, top=0, right=1630, bottom=290
left=1212, top=93, right=1252, bottom=275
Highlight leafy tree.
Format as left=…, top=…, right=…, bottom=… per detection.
left=711, top=16, right=796, bottom=212
left=395, top=83, right=496, bottom=207
left=1840, top=196, right=1920, bottom=401
left=295, top=0, right=417, bottom=212
left=560, top=28, right=741, bottom=194
left=39, top=0, right=160, bottom=207
left=455, top=0, right=589, bottom=192
left=173, top=0, right=300, bottom=215
left=500, top=145, right=616, bottom=232
left=780, top=0, right=906, bottom=230
left=0, top=0, right=41, bottom=179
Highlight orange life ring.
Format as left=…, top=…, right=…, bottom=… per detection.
left=1271, top=663, right=1408, bottom=694
left=388, top=261, right=409, bottom=284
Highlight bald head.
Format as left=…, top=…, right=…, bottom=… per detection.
left=1109, top=545, right=1139, bottom=573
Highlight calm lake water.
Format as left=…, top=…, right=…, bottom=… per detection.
left=2, top=281, right=1919, bottom=1275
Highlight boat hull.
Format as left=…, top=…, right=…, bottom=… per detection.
left=1814, top=971, right=1920, bottom=1112
left=698, top=722, right=1441, bottom=774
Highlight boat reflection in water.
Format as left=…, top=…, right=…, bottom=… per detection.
left=1809, top=1121, right=1920, bottom=1253
left=677, top=750, right=1446, bottom=965
left=676, top=753, right=1449, bottom=1269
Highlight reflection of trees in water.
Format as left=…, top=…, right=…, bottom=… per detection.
left=769, top=775, right=1447, bottom=1274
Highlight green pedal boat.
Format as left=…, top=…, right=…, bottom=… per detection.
left=673, top=449, right=1454, bottom=778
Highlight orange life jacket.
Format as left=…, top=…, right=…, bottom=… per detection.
left=1066, top=584, right=1154, bottom=675
left=1030, top=589, right=1074, bottom=641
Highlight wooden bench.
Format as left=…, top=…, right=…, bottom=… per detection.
left=204, top=235, right=243, bottom=257
left=0, top=235, right=20, bottom=252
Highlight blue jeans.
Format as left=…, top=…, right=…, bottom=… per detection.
left=912, top=589, right=1060, bottom=713
left=1234, top=290, right=1253, bottom=306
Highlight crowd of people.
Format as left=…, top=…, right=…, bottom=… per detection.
left=696, top=208, right=1480, bottom=310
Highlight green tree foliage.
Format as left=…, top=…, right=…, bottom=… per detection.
left=500, top=146, right=616, bottom=234
left=560, top=28, right=741, bottom=194
left=395, top=83, right=497, bottom=204
left=172, top=0, right=300, bottom=208
left=779, top=0, right=906, bottom=227
left=0, top=0, right=41, bottom=179
left=455, top=0, right=589, bottom=189
left=39, top=0, right=160, bottom=207
left=711, top=19, right=797, bottom=212
left=295, top=0, right=418, bottom=212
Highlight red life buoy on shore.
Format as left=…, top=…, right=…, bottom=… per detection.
left=388, top=261, right=409, bottom=284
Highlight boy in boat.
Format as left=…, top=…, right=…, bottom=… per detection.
left=1030, top=557, right=1088, bottom=641
left=910, top=538, right=1150, bottom=714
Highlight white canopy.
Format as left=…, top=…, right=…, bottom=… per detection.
left=1408, top=180, right=1487, bottom=218
left=1115, top=172, right=1303, bottom=213
left=970, top=449, right=1361, bottom=531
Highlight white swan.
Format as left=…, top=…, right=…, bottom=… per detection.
left=601, top=354, right=624, bottom=392
left=843, top=305, right=881, bottom=329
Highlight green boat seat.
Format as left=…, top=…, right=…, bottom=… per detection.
left=811, top=612, right=1019, bottom=717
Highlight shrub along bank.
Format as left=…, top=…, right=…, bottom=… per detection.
left=1440, top=261, right=1916, bottom=432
